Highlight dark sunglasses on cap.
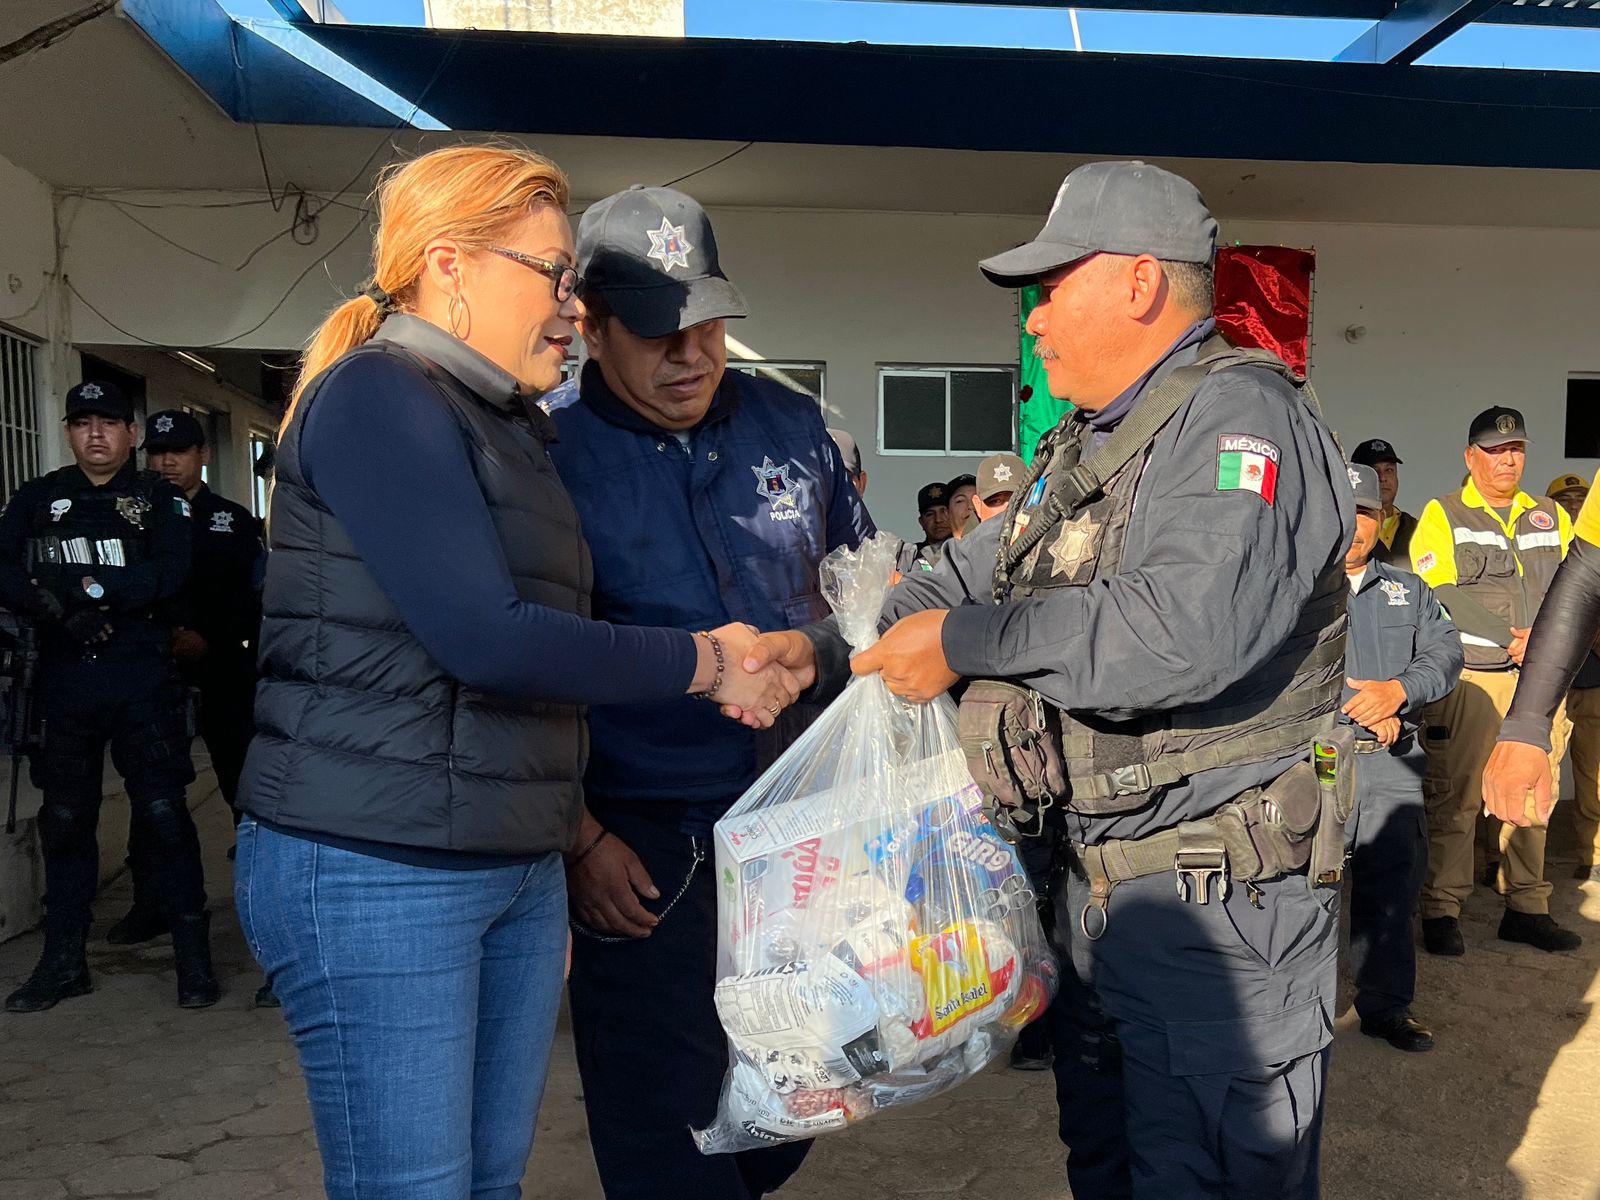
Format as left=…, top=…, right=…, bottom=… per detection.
left=486, top=246, right=581, bottom=303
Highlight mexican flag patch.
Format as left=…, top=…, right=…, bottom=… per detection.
left=1216, top=434, right=1280, bottom=505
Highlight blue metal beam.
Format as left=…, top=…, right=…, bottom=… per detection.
left=122, top=10, right=1600, bottom=171
left=1334, top=0, right=1500, bottom=63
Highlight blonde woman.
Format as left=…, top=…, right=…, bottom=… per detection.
left=233, top=146, right=796, bottom=1200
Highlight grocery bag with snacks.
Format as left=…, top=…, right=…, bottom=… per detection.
left=693, top=532, right=1058, bottom=1154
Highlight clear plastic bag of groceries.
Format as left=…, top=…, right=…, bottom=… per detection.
left=693, top=532, right=1058, bottom=1155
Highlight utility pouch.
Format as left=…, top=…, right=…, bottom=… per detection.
left=1216, top=764, right=1318, bottom=889
left=1309, top=725, right=1357, bottom=886
left=956, top=679, right=1066, bottom=842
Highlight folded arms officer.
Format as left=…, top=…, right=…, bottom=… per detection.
left=1340, top=463, right=1462, bottom=1053
left=746, top=161, right=1353, bottom=1199
left=0, top=381, right=218, bottom=1012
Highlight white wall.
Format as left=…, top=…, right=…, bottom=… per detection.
left=52, top=191, right=1600, bottom=539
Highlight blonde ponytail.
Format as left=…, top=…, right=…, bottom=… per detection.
left=283, top=144, right=571, bottom=432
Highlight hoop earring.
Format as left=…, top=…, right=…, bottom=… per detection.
left=447, top=292, right=469, bottom=338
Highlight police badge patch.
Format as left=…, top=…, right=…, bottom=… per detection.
left=1047, top=512, right=1098, bottom=578
left=116, top=496, right=151, bottom=528
left=646, top=218, right=694, bottom=272
left=209, top=511, right=234, bottom=534
left=1379, top=578, right=1410, bottom=607
left=752, top=457, right=801, bottom=522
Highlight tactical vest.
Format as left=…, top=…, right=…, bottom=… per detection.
left=992, top=339, right=1348, bottom=814
left=1436, top=489, right=1563, bottom=670
left=26, top=465, right=170, bottom=650
left=243, top=342, right=594, bottom=856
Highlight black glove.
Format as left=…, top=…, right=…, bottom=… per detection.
left=23, top=585, right=65, bottom=625
left=62, top=608, right=111, bottom=645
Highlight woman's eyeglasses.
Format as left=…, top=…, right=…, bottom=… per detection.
left=486, top=246, right=581, bottom=303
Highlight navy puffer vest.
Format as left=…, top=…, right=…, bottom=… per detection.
left=239, top=339, right=592, bottom=854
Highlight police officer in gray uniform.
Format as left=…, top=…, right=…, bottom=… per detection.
left=747, top=161, right=1353, bottom=1198
left=1339, top=464, right=1462, bottom=1053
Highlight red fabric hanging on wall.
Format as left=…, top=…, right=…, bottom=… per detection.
left=1214, top=245, right=1315, bottom=376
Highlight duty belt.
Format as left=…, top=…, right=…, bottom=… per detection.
left=1354, top=735, right=1413, bottom=755
left=1073, top=808, right=1267, bottom=942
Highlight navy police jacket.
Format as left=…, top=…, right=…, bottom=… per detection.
left=1341, top=558, right=1463, bottom=742
left=545, top=361, right=874, bottom=815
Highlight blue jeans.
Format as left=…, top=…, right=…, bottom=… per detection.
left=235, top=818, right=567, bottom=1200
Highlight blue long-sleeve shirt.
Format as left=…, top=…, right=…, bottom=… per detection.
left=299, top=325, right=697, bottom=707
left=544, top=361, right=875, bottom=825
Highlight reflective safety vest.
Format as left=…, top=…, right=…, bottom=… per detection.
left=1434, top=488, right=1564, bottom=670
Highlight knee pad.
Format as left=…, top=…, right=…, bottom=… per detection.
left=37, top=800, right=96, bottom=855
left=138, top=794, right=195, bottom=848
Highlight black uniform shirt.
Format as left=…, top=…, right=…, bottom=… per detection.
left=0, top=460, right=192, bottom=657
left=180, top=484, right=264, bottom=668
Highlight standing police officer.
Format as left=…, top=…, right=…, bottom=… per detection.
left=1351, top=439, right=1416, bottom=567
left=1408, top=407, right=1578, bottom=955
left=899, top=481, right=952, bottom=573
left=747, top=161, right=1352, bottom=1198
left=0, top=381, right=218, bottom=1012
left=104, top=411, right=264, bottom=950
left=1340, top=464, right=1462, bottom=1052
left=544, top=185, right=873, bottom=1200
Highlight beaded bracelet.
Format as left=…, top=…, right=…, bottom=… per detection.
left=694, top=630, right=725, bottom=700
left=566, top=827, right=609, bottom=868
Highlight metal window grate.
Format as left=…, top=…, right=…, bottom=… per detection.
left=0, top=330, right=40, bottom=503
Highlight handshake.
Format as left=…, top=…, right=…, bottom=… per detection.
left=695, top=609, right=962, bottom=729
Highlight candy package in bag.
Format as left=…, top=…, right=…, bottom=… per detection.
left=693, top=532, right=1058, bottom=1154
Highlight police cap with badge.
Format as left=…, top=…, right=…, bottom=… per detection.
left=978, top=454, right=1025, bottom=504
left=1351, top=439, right=1403, bottom=467
left=64, top=380, right=133, bottom=423
left=1468, top=406, right=1528, bottom=447
left=916, top=482, right=948, bottom=514
left=1347, top=462, right=1383, bottom=512
left=141, top=409, right=206, bottom=453
left=576, top=185, right=748, bottom=338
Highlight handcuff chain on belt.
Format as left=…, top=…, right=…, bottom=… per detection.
left=569, top=835, right=707, bottom=944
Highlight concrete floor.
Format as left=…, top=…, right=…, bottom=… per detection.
left=2, top=783, right=1599, bottom=1199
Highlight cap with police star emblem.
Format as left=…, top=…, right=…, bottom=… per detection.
left=140, top=409, right=206, bottom=452
left=1468, top=406, right=1530, bottom=448
left=977, top=453, right=1025, bottom=503
left=1347, top=462, right=1383, bottom=511
left=979, top=161, right=1218, bottom=288
left=64, top=379, right=133, bottom=423
left=1548, top=473, right=1590, bottom=498
left=917, top=482, right=949, bottom=514
left=1351, top=438, right=1403, bottom=467
left=577, top=185, right=748, bottom=339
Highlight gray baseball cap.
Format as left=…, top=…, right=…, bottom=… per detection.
left=577, top=185, right=748, bottom=338
left=977, top=453, right=1025, bottom=503
left=1347, top=463, right=1383, bottom=511
left=979, top=161, right=1218, bottom=287
left=827, top=427, right=863, bottom=477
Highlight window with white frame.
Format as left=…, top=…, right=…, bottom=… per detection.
left=878, top=365, right=1016, bottom=455
left=0, top=330, right=40, bottom=503
left=179, top=404, right=218, bottom=485
left=249, top=430, right=274, bottom=519
left=729, top=360, right=826, bottom=409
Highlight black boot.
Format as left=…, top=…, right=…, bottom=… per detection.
left=105, top=902, right=168, bottom=946
left=170, top=912, right=221, bottom=1009
left=1498, top=910, right=1583, bottom=954
left=5, top=925, right=92, bottom=1013
left=1421, top=915, right=1465, bottom=956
